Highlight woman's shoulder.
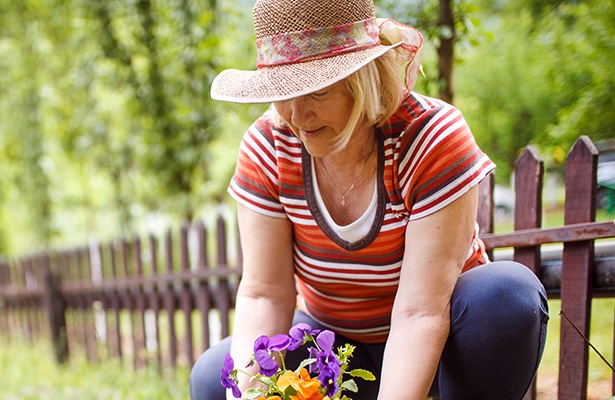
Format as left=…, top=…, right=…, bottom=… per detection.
left=379, top=91, right=473, bottom=158
left=394, top=91, right=458, bottom=122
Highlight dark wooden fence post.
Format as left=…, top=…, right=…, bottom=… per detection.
left=514, top=146, right=543, bottom=400
left=134, top=237, right=147, bottom=369
left=21, top=259, right=33, bottom=341
left=216, top=215, right=231, bottom=338
left=78, top=247, right=96, bottom=362
left=559, top=136, right=598, bottom=400
left=196, top=221, right=211, bottom=353
left=98, top=242, right=113, bottom=359
left=514, top=146, right=544, bottom=278
left=7, top=260, right=16, bottom=342
left=165, top=228, right=178, bottom=367
left=477, top=173, right=494, bottom=261
left=58, top=252, right=72, bottom=355
left=109, top=243, right=123, bottom=360
left=120, top=239, right=138, bottom=370
left=180, top=221, right=194, bottom=366
left=43, top=255, right=68, bottom=364
left=0, top=260, right=8, bottom=338
left=148, top=234, right=163, bottom=371
left=32, top=256, right=44, bottom=339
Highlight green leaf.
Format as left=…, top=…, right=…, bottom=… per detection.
left=260, top=375, right=276, bottom=386
left=349, top=369, right=376, bottom=381
left=296, top=357, right=316, bottom=373
left=341, top=379, right=359, bottom=393
left=243, top=388, right=266, bottom=399
left=470, top=17, right=482, bottom=28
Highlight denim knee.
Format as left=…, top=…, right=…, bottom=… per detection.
left=437, top=261, right=549, bottom=399
left=190, top=337, right=231, bottom=400
left=451, top=261, right=549, bottom=331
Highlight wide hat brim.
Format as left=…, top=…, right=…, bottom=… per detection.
left=210, top=42, right=402, bottom=104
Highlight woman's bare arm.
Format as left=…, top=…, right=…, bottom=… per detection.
left=378, top=186, right=478, bottom=399
left=228, top=203, right=297, bottom=398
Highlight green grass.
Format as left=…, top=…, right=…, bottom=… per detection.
left=0, top=338, right=190, bottom=399
left=537, top=298, right=614, bottom=396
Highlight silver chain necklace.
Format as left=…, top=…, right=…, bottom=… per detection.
left=318, top=152, right=372, bottom=206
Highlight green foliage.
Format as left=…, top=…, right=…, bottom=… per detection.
left=376, top=0, right=487, bottom=98
left=0, top=0, right=257, bottom=255
left=543, top=0, right=615, bottom=148
left=456, top=0, right=615, bottom=180
left=0, top=338, right=190, bottom=399
left=0, top=1, right=55, bottom=250
left=456, top=10, right=560, bottom=179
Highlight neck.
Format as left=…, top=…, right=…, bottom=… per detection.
left=315, top=125, right=377, bottom=210
left=320, top=125, right=375, bottom=168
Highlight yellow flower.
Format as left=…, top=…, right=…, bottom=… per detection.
left=277, top=368, right=324, bottom=400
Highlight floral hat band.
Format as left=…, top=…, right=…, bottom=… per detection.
left=256, top=18, right=380, bottom=67
left=256, top=17, right=423, bottom=71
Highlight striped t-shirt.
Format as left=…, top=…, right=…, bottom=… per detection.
left=228, top=92, right=495, bottom=343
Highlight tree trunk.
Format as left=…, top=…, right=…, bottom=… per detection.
left=438, top=0, right=455, bottom=104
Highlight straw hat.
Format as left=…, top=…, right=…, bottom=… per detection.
left=210, top=0, right=423, bottom=104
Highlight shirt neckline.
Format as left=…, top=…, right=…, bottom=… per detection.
left=302, top=128, right=386, bottom=251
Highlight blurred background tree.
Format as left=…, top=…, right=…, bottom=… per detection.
left=0, top=0, right=263, bottom=255
left=456, top=0, right=615, bottom=179
left=0, top=0, right=612, bottom=256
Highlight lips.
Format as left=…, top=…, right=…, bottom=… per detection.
left=301, top=127, right=324, bottom=137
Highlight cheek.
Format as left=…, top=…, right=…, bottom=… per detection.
left=328, top=98, right=354, bottom=129
left=273, top=102, right=291, bottom=124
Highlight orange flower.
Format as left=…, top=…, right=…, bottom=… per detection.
left=256, top=397, right=282, bottom=400
left=277, top=368, right=324, bottom=400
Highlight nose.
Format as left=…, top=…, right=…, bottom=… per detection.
left=277, top=96, right=314, bottom=128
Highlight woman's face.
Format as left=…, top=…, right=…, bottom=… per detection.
left=273, top=81, right=357, bottom=158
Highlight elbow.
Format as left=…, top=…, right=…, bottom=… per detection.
left=390, top=307, right=451, bottom=338
left=236, top=281, right=297, bottom=311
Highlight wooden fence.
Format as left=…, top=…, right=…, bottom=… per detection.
left=0, top=217, right=242, bottom=370
left=1, top=135, right=614, bottom=399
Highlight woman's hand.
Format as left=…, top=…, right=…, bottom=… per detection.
left=378, top=186, right=478, bottom=399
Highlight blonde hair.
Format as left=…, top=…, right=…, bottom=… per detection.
left=338, top=51, right=404, bottom=150
left=271, top=51, right=404, bottom=152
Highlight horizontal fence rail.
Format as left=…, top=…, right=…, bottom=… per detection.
left=0, top=135, right=614, bottom=400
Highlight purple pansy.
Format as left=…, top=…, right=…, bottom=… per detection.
left=319, top=361, right=341, bottom=397
left=288, top=323, right=321, bottom=351
left=220, top=353, right=242, bottom=398
left=316, top=330, right=335, bottom=352
left=308, top=330, right=342, bottom=397
left=252, top=334, right=292, bottom=377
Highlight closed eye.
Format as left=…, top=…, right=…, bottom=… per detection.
left=310, top=89, right=332, bottom=99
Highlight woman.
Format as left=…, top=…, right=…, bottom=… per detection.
left=190, top=0, right=549, bottom=398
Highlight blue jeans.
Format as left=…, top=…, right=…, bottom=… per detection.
left=190, top=261, right=549, bottom=400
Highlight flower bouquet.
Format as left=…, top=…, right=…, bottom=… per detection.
left=221, top=323, right=375, bottom=400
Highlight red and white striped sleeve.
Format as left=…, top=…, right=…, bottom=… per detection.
left=397, top=103, right=495, bottom=220
left=227, top=115, right=288, bottom=219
